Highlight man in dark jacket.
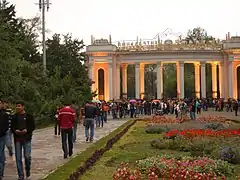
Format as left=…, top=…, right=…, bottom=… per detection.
left=11, top=101, right=35, bottom=180
left=84, top=101, right=97, bottom=142
left=0, top=100, right=9, bottom=180
left=58, top=104, right=76, bottom=159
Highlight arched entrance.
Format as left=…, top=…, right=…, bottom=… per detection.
left=98, top=69, right=105, bottom=100
left=237, top=66, right=240, bottom=99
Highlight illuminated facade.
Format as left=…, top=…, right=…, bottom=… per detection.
left=86, top=33, right=240, bottom=101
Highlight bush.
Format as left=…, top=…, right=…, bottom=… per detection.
left=220, top=146, right=240, bottom=164
left=151, top=135, right=240, bottom=165
left=204, top=123, right=225, bottom=130
left=145, top=125, right=169, bottom=134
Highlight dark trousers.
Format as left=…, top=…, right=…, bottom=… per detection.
left=54, top=121, right=60, bottom=135
left=61, top=128, right=73, bottom=157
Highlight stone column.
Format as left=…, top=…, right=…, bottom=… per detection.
left=219, top=62, right=224, bottom=98
left=88, top=62, right=94, bottom=91
left=177, top=62, right=185, bottom=99
left=223, top=54, right=229, bottom=99
left=194, top=63, right=200, bottom=98
left=112, top=56, right=117, bottom=99
left=211, top=63, right=218, bottom=98
left=121, top=64, right=128, bottom=98
left=116, top=63, right=120, bottom=99
left=200, top=62, right=206, bottom=98
left=228, top=60, right=233, bottom=98
left=179, top=62, right=185, bottom=99
left=156, top=62, right=163, bottom=99
left=176, top=63, right=180, bottom=98
left=135, top=63, right=140, bottom=99
left=108, top=63, right=113, bottom=101
left=140, top=64, right=145, bottom=99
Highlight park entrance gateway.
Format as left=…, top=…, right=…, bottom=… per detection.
left=86, top=32, right=240, bottom=101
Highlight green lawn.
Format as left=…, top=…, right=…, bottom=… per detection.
left=80, top=121, right=189, bottom=180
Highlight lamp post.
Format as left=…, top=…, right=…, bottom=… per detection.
left=36, top=0, right=51, bottom=74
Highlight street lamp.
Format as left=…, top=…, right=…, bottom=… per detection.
left=36, top=0, right=51, bottom=74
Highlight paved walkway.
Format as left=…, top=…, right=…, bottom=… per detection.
left=3, top=118, right=128, bottom=180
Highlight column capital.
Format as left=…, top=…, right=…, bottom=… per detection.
left=135, top=63, right=140, bottom=68
left=179, top=61, right=185, bottom=66
left=219, top=61, right=224, bottom=66
left=140, top=63, right=145, bottom=69
left=211, top=62, right=218, bottom=67
left=121, top=63, right=128, bottom=69
left=194, top=62, right=200, bottom=67
left=157, top=62, right=163, bottom=67
left=200, top=62, right=206, bottom=66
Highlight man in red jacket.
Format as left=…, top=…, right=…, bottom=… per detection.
left=58, top=104, right=76, bottom=159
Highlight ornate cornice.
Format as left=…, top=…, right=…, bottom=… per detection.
left=224, top=49, right=240, bottom=54
left=88, top=52, right=116, bottom=56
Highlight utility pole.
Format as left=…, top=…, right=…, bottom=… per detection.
left=36, top=0, right=51, bottom=74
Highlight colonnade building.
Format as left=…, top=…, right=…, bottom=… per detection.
left=86, top=33, right=240, bottom=101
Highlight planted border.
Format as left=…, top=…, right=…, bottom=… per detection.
left=43, top=119, right=137, bottom=180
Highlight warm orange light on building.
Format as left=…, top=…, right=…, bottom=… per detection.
left=91, top=52, right=108, bottom=57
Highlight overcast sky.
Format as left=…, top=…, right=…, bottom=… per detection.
left=9, top=0, right=240, bottom=45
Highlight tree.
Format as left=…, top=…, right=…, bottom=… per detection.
left=18, top=16, right=41, bottom=63
left=0, top=1, right=92, bottom=126
left=185, top=27, right=215, bottom=44
left=46, top=33, right=92, bottom=103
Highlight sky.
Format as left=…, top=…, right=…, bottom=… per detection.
left=9, top=0, right=240, bottom=45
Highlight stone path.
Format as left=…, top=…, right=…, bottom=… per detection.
left=3, top=118, right=128, bottom=180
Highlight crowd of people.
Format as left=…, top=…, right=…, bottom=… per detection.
left=0, top=97, right=239, bottom=180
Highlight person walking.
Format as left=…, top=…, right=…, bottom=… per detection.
left=2, top=100, right=14, bottom=157
left=0, top=100, right=9, bottom=180
left=58, top=103, right=76, bottom=159
left=71, top=101, right=79, bottom=143
left=11, top=101, right=35, bottom=180
left=54, top=106, right=61, bottom=136
left=84, top=101, right=97, bottom=142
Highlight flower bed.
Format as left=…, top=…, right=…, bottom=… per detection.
left=148, top=116, right=186, bottom=125
left=164, top=129, right=240, bottom=139
left=196, top=116, right=227, bottom=123
left=67, top=120, right=137, bottom=180
left=113, top=154, right=235, bottom=179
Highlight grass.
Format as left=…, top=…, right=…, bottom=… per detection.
left=80, top=121, right=189, bottom=180
left=42, top=119, right=135, bottom=180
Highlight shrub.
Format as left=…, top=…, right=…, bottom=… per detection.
left=145, top=125, right=169, bottom=134
left=220, top=146, right=240, bottom=164
left=204, top=123, right=225, bottom=130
